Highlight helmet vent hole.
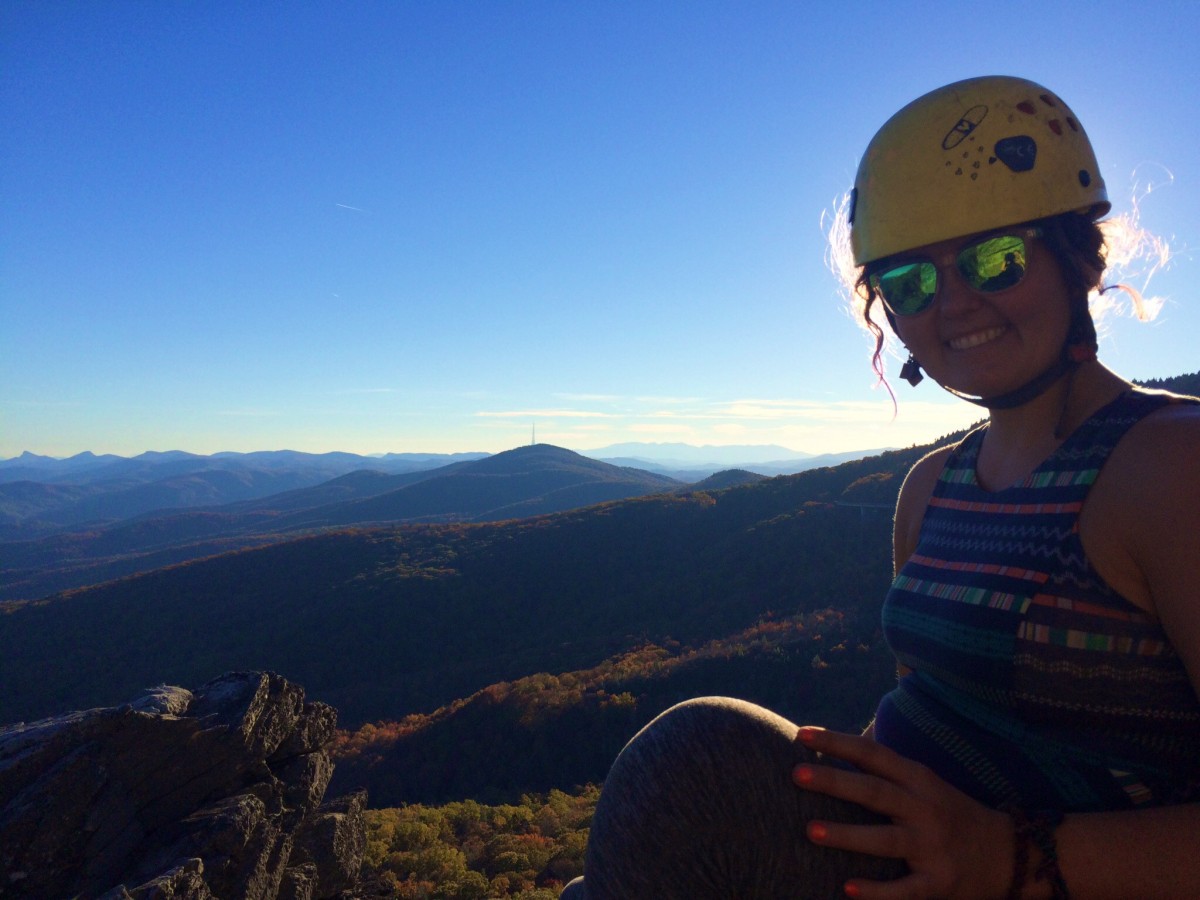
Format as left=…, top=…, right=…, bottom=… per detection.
left=1079, top=170, right=1092, bottom=187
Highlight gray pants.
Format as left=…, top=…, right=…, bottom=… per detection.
left=563, top=697, right=907, bottom=899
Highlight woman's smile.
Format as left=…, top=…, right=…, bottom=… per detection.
left=946, top=325, right=1009, bottom=352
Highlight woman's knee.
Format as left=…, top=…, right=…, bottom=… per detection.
left=559, top=875, right=587, bottom=899
left=580, top=696, right=904, bottom=899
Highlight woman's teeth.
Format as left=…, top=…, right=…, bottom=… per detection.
left=948, top=326, right=1006, bottom=351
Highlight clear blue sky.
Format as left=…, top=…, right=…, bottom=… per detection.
left=3, top=1, right=1197, bottom=458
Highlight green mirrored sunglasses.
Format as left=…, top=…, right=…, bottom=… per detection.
left=869, top=228, right=1042, bottom=318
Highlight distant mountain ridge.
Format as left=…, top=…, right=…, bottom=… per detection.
left=594, top=448, right=896, bottom=479
left=263, top=444, right=682, bottom=530
left=0, top=448, right=489, bottom=486
left=4, top=372, right=1193, bottom=600
left=583, top=440, right=896, bottom=479
left=0, top=449, right=491, bottom=537
left=0, top=445, right=681, bottom=601
left=585, top=442, right=814, bottom=464
left=0, top=441, right=892, bottom=543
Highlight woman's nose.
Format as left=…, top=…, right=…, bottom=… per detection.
left=937, top=267, right=984, bottom=316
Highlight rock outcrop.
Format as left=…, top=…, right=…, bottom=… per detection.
left=0, top=671, right=365, bottom=899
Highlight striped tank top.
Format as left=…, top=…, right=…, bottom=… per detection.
left=874, top=388, right=1200, bottom=812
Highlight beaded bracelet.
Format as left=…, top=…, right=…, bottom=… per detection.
left=1001, top=804, right=1070, bottom=899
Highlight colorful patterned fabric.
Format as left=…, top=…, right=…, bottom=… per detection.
left=874, top=388, right=1200, bottom=812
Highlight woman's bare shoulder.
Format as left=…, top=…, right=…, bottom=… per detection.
left=1108, top=398, right=1200, bottom=487
left=899, top=445, right=955, bottom=509
left=1113, top=400, right=1200, bottom=683
left=893, top=444, right=956, bottom=570
left=1086, top=394, right=1199, bottom=538
left=1086, top=397, right=1200, bottom=618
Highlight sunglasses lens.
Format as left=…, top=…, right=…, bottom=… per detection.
left=957, top=234, right=1029, bottom=292
left=873, top=262, right=938, bottom=316
left=872, top=231, right=1035, bottom=317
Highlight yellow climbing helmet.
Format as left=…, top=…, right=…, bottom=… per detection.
left=849, top=75, right=1110, bottom=266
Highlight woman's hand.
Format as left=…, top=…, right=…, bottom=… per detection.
left=792, top=726, right=1013, bottom=899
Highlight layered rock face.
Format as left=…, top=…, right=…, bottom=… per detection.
left=0, top=672, right=365, bottom=899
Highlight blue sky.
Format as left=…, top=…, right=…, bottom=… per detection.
left=3, top=1, right=1198, bottom=458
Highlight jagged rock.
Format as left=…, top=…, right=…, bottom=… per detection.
left=0, top=671, right=365, bottom=899
left=98, top=858, right=214, bottom=899
left=277, top=862, right=318, bottom=900
left=289, top=791, right=367, bottom=898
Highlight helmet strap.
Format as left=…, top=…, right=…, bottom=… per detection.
left=924, top=286, right=1097, bottom=411
left=943, top=356, right=1076, bottom=410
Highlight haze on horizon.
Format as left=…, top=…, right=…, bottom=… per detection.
left=4, top=3, right=1197, bottom=461
left=1, top=439, right=894, bottom=470
left=2, top=393, right=984, bottom=460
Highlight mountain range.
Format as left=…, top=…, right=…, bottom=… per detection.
left=1, top=445, right=703, bottom=601
left=0, top=434, right=933, bottom=730
left=1, top=373, right=1196, bottom=900
left=0, top=442, right=887, bottom=539
left=587, top=444, right=895, bottom=480
left=0, top=440, right=884, bottom=602
left=0, top=449, right=491, bottom=533
left=3, top=372, right=1195, bottom=809
left=0, top=442, right=876, bottom=485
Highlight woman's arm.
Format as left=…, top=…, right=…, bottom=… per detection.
left=1048, top=405, right=1200, bottom=896
left=1117, top=405, right=1200, bottom=688
left=857, top=447, right=947, bottom=746
left=883, top=448, right=946, bottom=698
left=793, top=728, right=1200, bottom=899
left=892, top=446, right=950, bottom=574
left=795, top=407, right=1200, bottom=898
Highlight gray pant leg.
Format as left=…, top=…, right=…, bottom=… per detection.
left=571, top=696, right=906, bottom=899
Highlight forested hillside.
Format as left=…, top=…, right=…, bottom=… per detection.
left=332, top=606, right=895, bottom=807
left=1138, top=370, right=1200, bottom=396
left=359, top=788, right=598, bottom=898
left=0, top=439, right=934, bottom=727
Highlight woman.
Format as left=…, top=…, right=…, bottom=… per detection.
left=563, top=76, right=1200, bottom=899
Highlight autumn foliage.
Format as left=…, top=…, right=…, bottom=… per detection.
left=332, top=606, right=896, bottom=807
left=361, top=787, right=597, bottom=898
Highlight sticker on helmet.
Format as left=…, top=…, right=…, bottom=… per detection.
left=994, top=136, right=1037, bottom=172
left=942, top=105, right=988, bottom=150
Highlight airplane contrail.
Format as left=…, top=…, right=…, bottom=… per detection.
left=335, top=203, right=366, bottom=212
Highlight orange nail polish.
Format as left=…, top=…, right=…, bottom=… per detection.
left=794, top=765, right=814, bottom=784
left=844, top=882, right=861, bottom=898
left=808, top=822, right=827, bottom=842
